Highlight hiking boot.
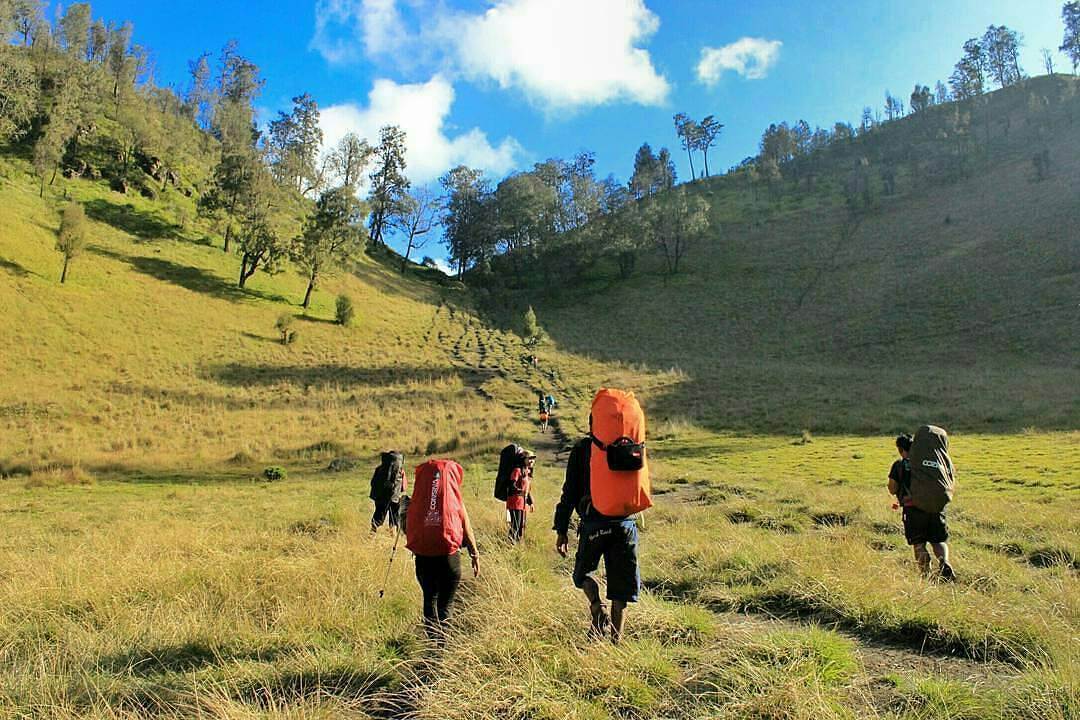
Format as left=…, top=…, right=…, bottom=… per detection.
left=589, top=601, right=609, bottom=640
left=939, top=563, right=956, bottom=582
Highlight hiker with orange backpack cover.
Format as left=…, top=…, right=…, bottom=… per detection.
left=406, top=459, right=480, bottom=639
left=554, top=389, right=651, bottom=643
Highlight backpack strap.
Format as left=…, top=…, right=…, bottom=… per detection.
left=589, top=434, right=606, bottom=451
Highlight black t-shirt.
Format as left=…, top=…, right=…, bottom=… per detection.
left=889, top=458, right=911, bottom=498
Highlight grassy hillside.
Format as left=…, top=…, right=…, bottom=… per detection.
left=522, top=75, right=1080, bottom=434
left=0, top=70, right=1077, bottom=720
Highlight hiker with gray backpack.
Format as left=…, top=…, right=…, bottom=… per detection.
left=370, top=451, right=406, bottom=533
left=888, top=425, right=957, bottom=580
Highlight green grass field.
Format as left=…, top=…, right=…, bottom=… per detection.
left=2, top=76, right=1079, bottom=718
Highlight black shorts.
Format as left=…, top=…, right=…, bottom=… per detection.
left=903, top=506, right=949, bottom=545
left=573, top=517, right=640, bottom=603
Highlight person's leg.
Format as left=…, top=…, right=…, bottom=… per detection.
left=912, top=543, right=932, bottom=575
left=372, top=499, right=389, bottom=533
left=387, top=500, right=400, bottom=530
left=507, top=509, right=522, bottom=543
left=573, top=523, right=608, bottom=637
left=603, top=519, right=641, bottom=644
left=414, top=556, right=439, bottom=637
left=434, top=553, right=463, bottom=644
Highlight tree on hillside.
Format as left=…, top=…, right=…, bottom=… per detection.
left=32, top=71, right=87, bottom=196
left=392, top=186, right=439, bottom=273
left=910, top=85, right=932, bottom=113
left=1062, top=2, right=1080, bottom=73
left=934, top=81, right=950, bottom=104
left=642, top=187, right=709, bottom=276
left=696, top=115, right=723, bottom=177
left=950, top=38, right=987, bottom=100
left=629, top=143, right=667, bottom=199
left=521, top=305, right=540, bottom=344
left=106, top=21, right=133, bottom=104
left=88, top=18, right=107, bottom=62
left=267, top=93, right=323, bottom=197
left=860, top=107, right=874, bottom=134
left=884, top=91, right=903, bottom=121
left=983, top=25, right=1024, bottom=88
left=58, top=3, right=90, bottom=59
left=0, top=46, right=38, bottom=142
left=494, top=172, right=555, bottom=263
left=12, top=0, right=45, bottom=46
left=1042, top=48, right=1056, bottom=75
left=55, top=203, right=87, bottom=284
left=185, top=51, right=213, bottom=129
left=367, top=124, right=409, bottom=246
left=326, top=132, right=373, bottom=192
left=294, top=186, right=367, bottom=308
left=440, top=165, right=491, bottom=277
left=235, top=167, right=289, bottom=288
left=673, top=112, right=700, bottom=179
left=597, top=179, right=643, bottom=279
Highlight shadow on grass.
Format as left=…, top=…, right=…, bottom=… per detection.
left=0, top=256, right=32, bottom=277
left=90, top=464, right=258, bottom=485
left=91, top=246, right=287, bottom=304
left=295, top=314, right=340, bottom=326
left=207, top=363, right=460, bottom=389
left=84, top=198, right=180, bottom=241
left=99, top=640, right=299, bottom=678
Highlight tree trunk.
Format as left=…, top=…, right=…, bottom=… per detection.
left=60, top=257, right=69, bottom=284
left=703, top=150, right=710, bottom=178
left=223, top=224, right=231, bottom=253
left=686, top=148, right=695, bottom=181
left=39, top=176, right=45, bottom=197
left=401, top=241, right=413, bottom=274
left=302, top=272, right=315, bottom=308
left=238, top=257, right=248, bottom=288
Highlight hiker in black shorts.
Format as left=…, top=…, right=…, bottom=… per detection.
left=889, top=430, right=955, bottom=580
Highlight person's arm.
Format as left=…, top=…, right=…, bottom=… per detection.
left=461, top=502, right=480, bottom=577
left=887, top=462, right=899, bottom=496
left=554, top=443, right=586, bottom=556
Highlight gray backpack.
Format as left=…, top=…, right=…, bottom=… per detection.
left=908, top=425, right=955, bottom=513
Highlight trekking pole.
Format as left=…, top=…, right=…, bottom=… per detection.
left=378, top=520, right=403, bottom=599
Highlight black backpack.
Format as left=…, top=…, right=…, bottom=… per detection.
left=494, top=444, right=525, bottom=501
left=370, top=451, right=404, bottom=502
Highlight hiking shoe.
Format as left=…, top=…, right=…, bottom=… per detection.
left=939, top=563, right=957, bottom=582
left=589, top=602, right=609, bottom=640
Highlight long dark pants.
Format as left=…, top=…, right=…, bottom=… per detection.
left=414, top=553, right=462, bottom=636
left=508, top=509, right=527, bottom=543
left=371, top=499, right=399, bottom=531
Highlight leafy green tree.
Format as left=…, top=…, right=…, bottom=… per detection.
left=12, top=0, right=45, bottom=46
left=521, top=305, right=539, bottom=343
left=673, top=112, right=700, bottom=179
left=367, top=124, right=409, bottom=245
left=326, top=131, right=372, bottom=192
left=629, top=143, right=662, bottom=199
left=934, top=81, right=950, bottom=104
left=88, top=19, right=107, bottom=62
left=185, top=51, right=212, bottom=128
left=106, top=21, right=133, bottom=103
left=32, top=72, right=86, bottom=196
left=910, top=85, right=932, bottom=113
left=440, top=164, right=491, bottom=276
left=695, top=115, right=723, bottom=177
left=0, top=46, right=38, bottom=142
left=950, top=38, right=987, bottom=100
left=1063, top=2, right=1080, bottom=73
left=58, top=3, right=90, bottom=58
left=56, top=202, right=87, bottom=284
left=392, top=186, right=439, bottom=273
left=268, top=93, right=323, bottom=196
left=983, top=25, right=1024, bottom=87
left=642, top=187, right=709, bottom=275
left=275, top=314, right=295, bottom=344
left=294, top=186, right=367, bottom=308
left=236, top=168, right=289, bottom=289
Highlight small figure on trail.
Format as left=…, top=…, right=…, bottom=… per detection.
left=507, top=451, right=536, bottom=543
left=554, top=389, right=652, bottom=643
left=537, top=393, right=546, bottom=414
left=545, top=394, right=557, bottom=413
left=370, top=451, right=406, bottom=533
left=890, top=426, right=957, bottom=581
left=539, top=408, right=550, bottom=433
left=531, top=354, right=539, bottom=368
left=406, top=459, right=480, bottom=640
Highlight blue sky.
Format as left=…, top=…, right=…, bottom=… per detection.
left=87, top=0, right=1066, bottom=251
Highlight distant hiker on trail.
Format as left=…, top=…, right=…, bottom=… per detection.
left=370, top=451, right=406, bottom=533
left=507, top=451, right=536, bottom=543
left=539, top=408, right=550, bottom=433
left=545, top=394, right=556, bottom=412
left=406, top=459, right=480, bottom=640
left=537, top=394, right=546, bottom=414
left=889, top=426, right=957, bottom=581
left=554, top=389, right=651, bottom=643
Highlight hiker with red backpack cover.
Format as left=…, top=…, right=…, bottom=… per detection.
left=406, top=459, right=480, bottom=639
left=553, top=388, right=651, bottom=644
left=507, top=451, right=536, bottom=543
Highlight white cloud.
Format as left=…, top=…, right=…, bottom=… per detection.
left=697, top=37, right=782, bottom=84
left=320, top=75, right=523, bottom=185
left=444, top=0, right=669, bottom=110
left=311, top=0, right=670, bottom=110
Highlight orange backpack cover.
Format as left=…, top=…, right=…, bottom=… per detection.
left=589, top=388, right=652, bottom=517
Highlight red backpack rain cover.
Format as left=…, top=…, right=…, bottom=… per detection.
left=406, top=459, right=465, bottom=557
